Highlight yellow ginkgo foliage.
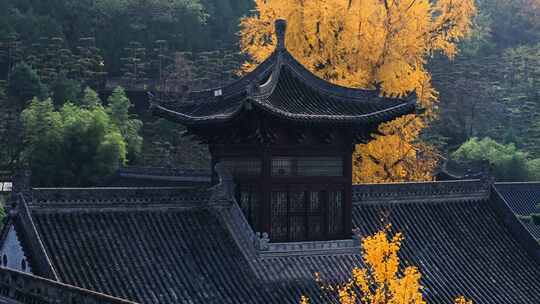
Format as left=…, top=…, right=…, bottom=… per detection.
left=353, top=116, right=439, bottom=183
left=300, top=228, right=473, bottom=304
left=240, top=0, right=476, bottom=183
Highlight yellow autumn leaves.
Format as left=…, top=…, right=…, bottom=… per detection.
left=239, top=0, right=476, bottom=183
left=300, top=228, right=472, bottom=304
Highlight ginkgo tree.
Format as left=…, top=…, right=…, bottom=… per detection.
left=299, top=227, right=473, bottom=304
left=239, top=0, right=476, bottom=183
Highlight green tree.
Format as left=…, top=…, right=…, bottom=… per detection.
left=80, top=86, right=101, bottom=109
left=451, top=137, right=539, bottom=181
left=527, top=159, right=540, bottom=181
left=20, top=98, right=64, bottom=186
left=59, top=102, right=126, bottom=185
left=7, top=63, right=48, bottom=102
left=21, top=98, right=128, bottom=186
left=107, top=87, right=143, bottom=163
left=51, top=72, right=81, bottom=105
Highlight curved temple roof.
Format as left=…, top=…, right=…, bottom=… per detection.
left=152, top=20, right=417, bottom=126
left=2, top=181, right=539, bottom=303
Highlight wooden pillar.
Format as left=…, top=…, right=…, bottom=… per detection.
left=209, top=145, right=218, bottom=186
left=343, top=148, right=353, bottom=238
left=259, top=148, right=272, bottom=235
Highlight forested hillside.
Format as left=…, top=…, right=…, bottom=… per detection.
left=427, top=0, right=540, bottom=180
left=0, top=0, right=539, bottom=184
left=0, top=0, right=252, bottom=75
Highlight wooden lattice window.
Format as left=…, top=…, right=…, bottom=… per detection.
left=328, top=190, right=344, bottom=237
left=272, top=157, right=343, bottom=177
left=270, top=186, right=345, bottom=242
left=221, top=158, right=262, bottom=176
left=289, top=190, right=306, bottom=241
left=271, top=190, right=288, bottom=241
left=307, top=191, right=324, bottom=240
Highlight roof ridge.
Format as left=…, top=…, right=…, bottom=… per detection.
left=248, top=42, right=414, bottom=105
left=184, top=52, right=278, bottom=99
left=281, top=51, right=385, bottom=101
left=118, top=166, right=211, bottom=176
left=152, top=19, right=417, bottom=126
left=27, top=187, right=211, bottom=210
left=269, top=19, right=412, bottom=102
left=12, top=194, right=58, bottom=280
left=495, top=181, right=540, bottom=185
left=353, top=179, right=491, bottom=203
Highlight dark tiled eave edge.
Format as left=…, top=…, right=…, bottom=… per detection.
left=152, top=98, right=415, bottom=126
left=151, top=36, right=417, bottom=126
left=251, top=99, right=416, bottom=125
left=151, top=101, right=244, bottom=125
left=0, top=267, right=137, bottom=304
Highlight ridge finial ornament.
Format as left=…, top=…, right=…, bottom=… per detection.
left=257, top=232, right=270, bottom=251
left=275, top=19, right=287, bottom=50
left=209, top=162, right=236, bottom=205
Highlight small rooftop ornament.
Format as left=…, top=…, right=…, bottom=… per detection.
left=275, top=19, right=287, bottom=50
left=209, top=162, right=236, bottom=206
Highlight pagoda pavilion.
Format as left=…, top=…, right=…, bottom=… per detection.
left=152, top=19, right=417, bottom=242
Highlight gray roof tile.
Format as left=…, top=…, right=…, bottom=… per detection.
left=495, top=182, right=540, bottom=239
left=5, top=182, right=538, bottom=304
left=152, top=45, right=416, bottom=126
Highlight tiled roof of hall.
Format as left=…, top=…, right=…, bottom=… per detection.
left=494, top=182, right=540, bottom=215
left=494, top=182, right=540, bottom=239
left=2, top=179, right=540, bottom=304
left=151, top=19, right=417, bottom=126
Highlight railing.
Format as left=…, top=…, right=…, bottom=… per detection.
left=0, top=267, right=137, bottom=304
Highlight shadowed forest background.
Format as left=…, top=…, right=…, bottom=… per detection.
left=0, top=0, right=539, bottom=186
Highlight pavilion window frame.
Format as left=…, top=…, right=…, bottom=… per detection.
left=212, top=147, right=352, bottom=243
left=271, top=156, right=345, bottom=177
left=269, top=183, right=346, bottom=242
